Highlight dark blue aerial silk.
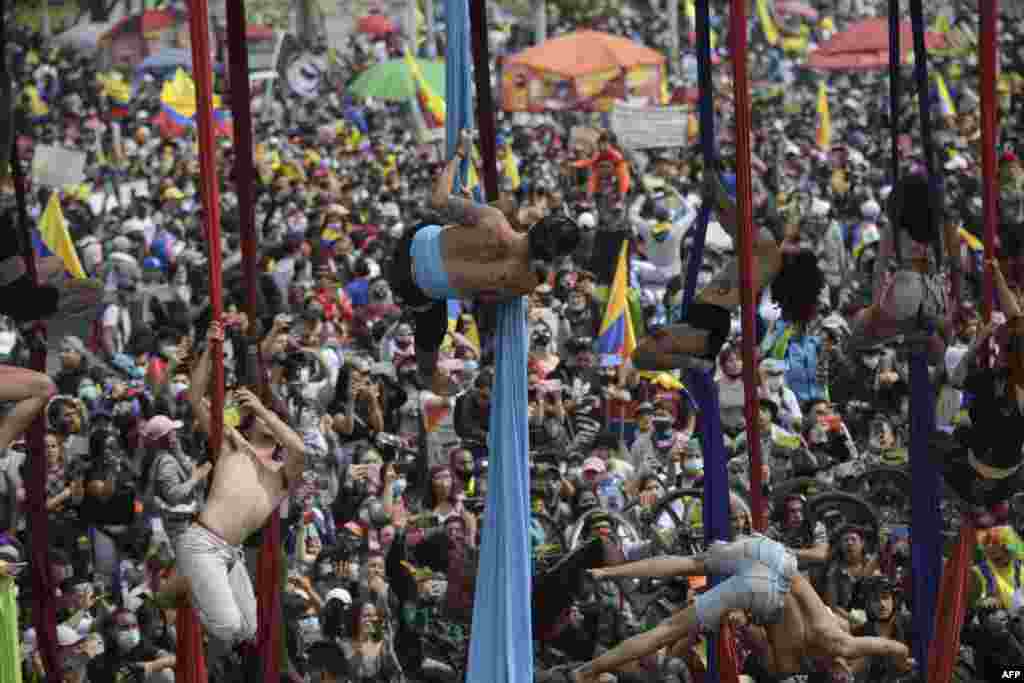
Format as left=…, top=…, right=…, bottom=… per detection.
left=444, top=2, right=533, bottom=682
left=904, top=0, right=943, bottom=673
left=681, top=1, right=733, bottom=680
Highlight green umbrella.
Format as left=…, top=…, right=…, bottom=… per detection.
left=349, top=58, right=446, bottom=101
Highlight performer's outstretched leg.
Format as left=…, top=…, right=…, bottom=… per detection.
left=0, top=365, right=56, bottom=451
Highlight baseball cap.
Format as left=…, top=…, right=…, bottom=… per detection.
left=141, top=415, right=183, bottom=442
left=325, top=587, right=353, bottom=605
left=61, top=336, right=86, bottom=354
left=57, top=624, right=86, bottom=648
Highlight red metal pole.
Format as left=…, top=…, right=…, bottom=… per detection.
left=980, top=0, right=999, bottom=328
left=729, top=0, right=765, bottom=532
left=187, top=0, right=225, bottom=455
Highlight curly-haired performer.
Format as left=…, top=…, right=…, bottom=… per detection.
left=388, top=130, right=580, bottom=395
left=633, top=174, right=825, bottom=371
left=571, top=536, right=913, bottom=682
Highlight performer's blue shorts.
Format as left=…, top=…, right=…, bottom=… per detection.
left=411, top=224, right=461, bottom=300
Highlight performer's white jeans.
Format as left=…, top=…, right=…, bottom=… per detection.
left=176, top=523, right=258, bottom=647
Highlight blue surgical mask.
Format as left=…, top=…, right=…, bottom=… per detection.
left=116, top=628, right=141, bottom=652
left=392, top=479, right=407, bottom=498
left=683, top=457, right=703, bottom=477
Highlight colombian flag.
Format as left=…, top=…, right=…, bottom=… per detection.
left=816, top=81, right=831, bottom=150
left=596, top=242, right=637, bottom=367
left=34, top=193, right=87, bottom=279
left=99, top=72, right=132, bottom=119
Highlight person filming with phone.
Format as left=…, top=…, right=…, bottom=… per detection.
left=331, top=356, right=386, bottom=442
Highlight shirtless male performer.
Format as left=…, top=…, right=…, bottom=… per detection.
left=388, top=130, right=580, bottom=395
left=632, top=172, right=825, bottom=372
left=158, top=321, right=308, bottom=653
left=571, top=536, right=913, bottom=682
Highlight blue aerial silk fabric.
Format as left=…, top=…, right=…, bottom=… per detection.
left=909, top=352, right=941, bottom=672
left=444, top=0, right=534, bottom=681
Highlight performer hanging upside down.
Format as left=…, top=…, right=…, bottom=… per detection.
left=632, top=172, right=825, bottom=372
left=571, top=536, right=913, bottom=683
left=847, top=173, right=960, bottom=360
left=934, top=259, right=1024, bottom=506
left=157, top=322, right=310, bottom=660
left=388, top=130, right=580, bottom=395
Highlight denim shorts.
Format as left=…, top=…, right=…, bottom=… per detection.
left=411, top=224, right=461, bottom=300
left=695, top=535, right=799, bottom=629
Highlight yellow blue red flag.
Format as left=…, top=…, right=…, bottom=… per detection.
left=596, top=242, right=637, bottom=366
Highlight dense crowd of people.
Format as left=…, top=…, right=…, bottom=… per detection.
left=3, top=0, right=1024, bottom=681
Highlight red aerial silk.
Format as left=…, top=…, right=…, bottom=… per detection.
left=257, top=515, right=284, bottom=681
left=176, top=605, right=208, bottom=683
left=717, top=622, right=742, bottom=683
left=927, top=515, right=975, bottom=683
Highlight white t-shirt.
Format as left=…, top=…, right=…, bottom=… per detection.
left=102, top=304, right=132, bottom=355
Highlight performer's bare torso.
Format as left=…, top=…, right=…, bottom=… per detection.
left=762, top=576, right=855, bottom=675
left=201, top=427, right=285, bottom=546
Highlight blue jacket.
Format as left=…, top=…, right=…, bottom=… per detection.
left=762, top=324, right=824, bottom=406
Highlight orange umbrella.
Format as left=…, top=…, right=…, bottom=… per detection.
left=505, top=30, right=665, bottom=78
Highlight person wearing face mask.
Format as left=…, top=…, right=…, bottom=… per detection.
left=141, top=415, right=211, bottom=551
left=862, top=415, right=907, bottom=470
left=88, top=608, right=176, bottom=682
left=759, top=358, right=803, bottom=431
left=453, top=368, right=493, bottom=450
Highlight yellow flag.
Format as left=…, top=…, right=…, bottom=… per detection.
left=935, top=73, right=956, bottom=117
left=815, top=81, right=831, bottom=150
left=755, top=0, right=779, bottom=46
left=38, top=193, right=86, bottom=279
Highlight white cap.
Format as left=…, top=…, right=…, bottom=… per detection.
left=810, top=198, right=831, bottom=217
left=577, top=212, right=596, bottom=229
left=860, top=200, right=881, bottom=219
left=325, top=587, right=353, bottom=604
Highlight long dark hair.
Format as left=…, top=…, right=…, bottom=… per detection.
left=772, top=248, right=825, bottom=324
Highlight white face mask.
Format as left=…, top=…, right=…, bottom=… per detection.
left=862, top=355, right=880, bottom=370
left=346, top=564, right=361, bottom=582
left=765, top=376, right=784, bottom=393
left=116, top=629, right=141, bottom=652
